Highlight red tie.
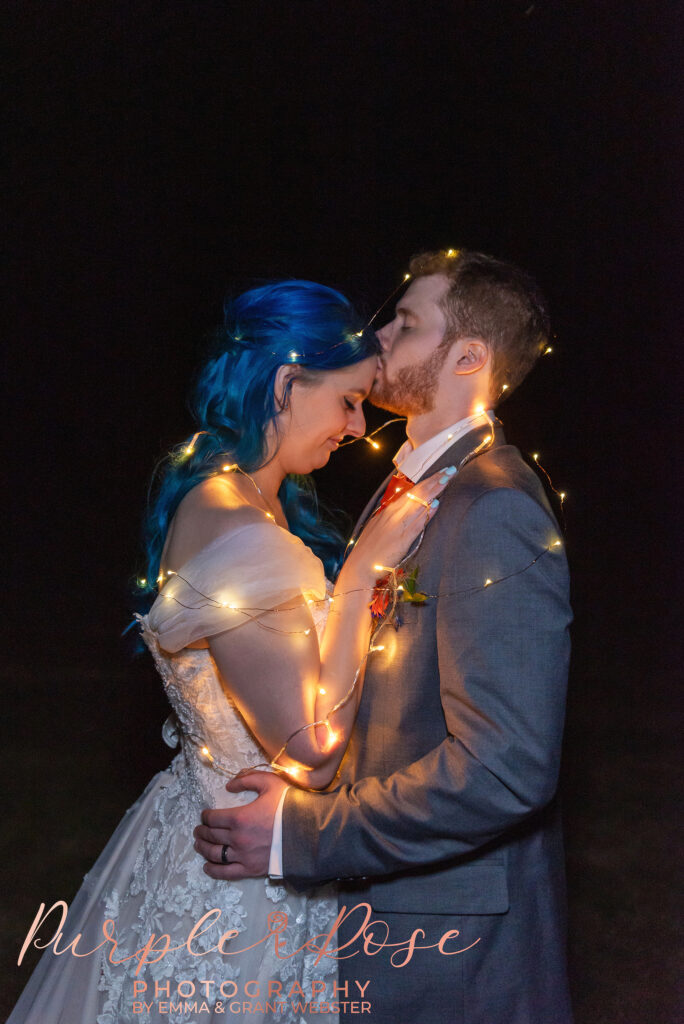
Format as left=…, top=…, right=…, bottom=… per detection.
left=373, top=470, right=414, bottom=516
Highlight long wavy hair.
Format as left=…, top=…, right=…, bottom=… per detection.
left=138, top=280, right=378, bottom=599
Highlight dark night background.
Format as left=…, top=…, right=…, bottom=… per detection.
left=2, top=1, right=681, bottom=1021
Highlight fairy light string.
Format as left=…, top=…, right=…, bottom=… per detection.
left=145, top=249, right=566, bottom=784
left=146, top=416, right=567, bottom=786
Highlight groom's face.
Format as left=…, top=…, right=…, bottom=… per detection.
left=371, top=274, right=452, bottom=415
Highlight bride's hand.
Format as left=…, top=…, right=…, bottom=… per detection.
left=341, top=466, right=455, bottom=587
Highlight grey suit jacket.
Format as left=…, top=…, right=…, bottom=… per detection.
left=283, top=425, right=573, bottom=1023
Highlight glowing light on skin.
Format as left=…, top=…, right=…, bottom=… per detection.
left=324, top=722, right=340, bottom=750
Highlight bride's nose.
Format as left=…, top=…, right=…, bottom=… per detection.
left=345, top=405, right=366, bottom=438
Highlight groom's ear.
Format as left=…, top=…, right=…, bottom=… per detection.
left=451, top=337, right=490, bottom=377
left=274, top=365, right=297, bottom=411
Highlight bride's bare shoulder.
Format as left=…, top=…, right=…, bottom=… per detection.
left=161, top=476, right=264, bottom=571
left=182, top=473, right=257, bottom=513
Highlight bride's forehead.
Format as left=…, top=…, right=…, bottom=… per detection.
left=326, top=358, right=377, bottom=389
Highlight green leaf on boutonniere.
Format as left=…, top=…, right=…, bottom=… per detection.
left=399, top=567, right=428, bottom=604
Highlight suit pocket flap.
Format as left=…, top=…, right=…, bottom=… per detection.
left=368, top=862, right=509, bottom=916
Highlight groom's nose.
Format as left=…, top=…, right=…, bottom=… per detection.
left=376, top=322, right=393, bottom=351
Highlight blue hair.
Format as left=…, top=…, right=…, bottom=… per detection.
left=138, top=280, right=378, bottom=598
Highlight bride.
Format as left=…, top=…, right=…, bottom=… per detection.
left=10, top=279, right=444, bottom=1024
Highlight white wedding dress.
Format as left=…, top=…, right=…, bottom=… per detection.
left=9, top=518, right=339, bottom=1024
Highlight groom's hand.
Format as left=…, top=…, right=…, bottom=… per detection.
left=194, top=771, right=287, bottom=880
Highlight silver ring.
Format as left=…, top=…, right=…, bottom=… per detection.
left=221, top=844, right=230, bottom=865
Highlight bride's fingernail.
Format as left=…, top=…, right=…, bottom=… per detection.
left=430, top=498, right=440, bottom=509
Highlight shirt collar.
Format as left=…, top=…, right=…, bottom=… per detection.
left=394, top=410, right=495, bottom=482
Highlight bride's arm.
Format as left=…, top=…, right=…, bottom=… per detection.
left=208, top=472, right=447, bottom=789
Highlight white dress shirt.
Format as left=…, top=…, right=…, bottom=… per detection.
left=268, top=409, right=494, bottom=877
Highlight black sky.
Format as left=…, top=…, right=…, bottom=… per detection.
left=2, top=1, right=681, bottom=1018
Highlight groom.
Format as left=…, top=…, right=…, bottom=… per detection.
left=195, top=249, right=573, bottom=1023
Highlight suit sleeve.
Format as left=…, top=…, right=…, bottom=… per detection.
left=282, top=486, right=572, bottom=886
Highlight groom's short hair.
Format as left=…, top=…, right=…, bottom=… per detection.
left=408, top=249, right=550, bottom=402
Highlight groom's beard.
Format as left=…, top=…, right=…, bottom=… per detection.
left=370, top=342, right=450, bottom=415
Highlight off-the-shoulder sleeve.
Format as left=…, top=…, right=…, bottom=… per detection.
left=147, top=520, right=326, bottom=652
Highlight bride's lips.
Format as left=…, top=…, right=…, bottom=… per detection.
left=327, top=437, right=343, bottom=450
